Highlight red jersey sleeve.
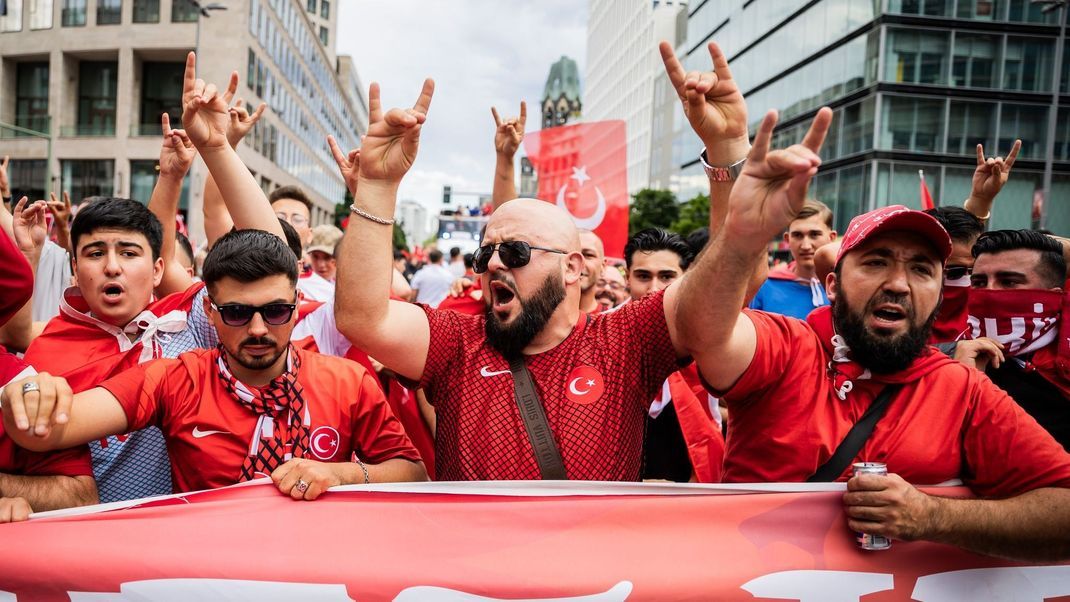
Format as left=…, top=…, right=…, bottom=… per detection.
left=715, top=310, right=813, bottom=406
left=411, top=304, right=470, bottom=393
left=350, top=369, right=422, bottom=465
left=17, top=444, right=94, bottom=478
left=599, top=289, right=681, bottom=400
left=0, top=227, right=33, bottom=325
left=961, top=371, right=1070, bottom=497
left=98, top=359, right=178, bottom=431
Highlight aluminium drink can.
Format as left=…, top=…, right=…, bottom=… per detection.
left=852, top=462, right=891, bottom=551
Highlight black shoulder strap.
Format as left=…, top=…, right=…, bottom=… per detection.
left=508, top=357, right=567, bottom=480
left=807, top=384, right=902, bottom=482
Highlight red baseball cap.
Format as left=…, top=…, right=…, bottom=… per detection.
left=835, top=205, right=953, bottom=266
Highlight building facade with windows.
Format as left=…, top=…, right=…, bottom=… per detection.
left=666, top=0, right=1070, bottom=233
left=0, top=0, right=365, bottom=245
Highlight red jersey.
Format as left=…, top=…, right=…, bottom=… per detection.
left=717, top=309, right=1070, bottom=496
left=0, top=227, right=33, bottom=326
left=0, top=352, right=92, bottom=479
left=98, top=347, right=421, bottom=492
left=413, top=289, right=679, bottom=481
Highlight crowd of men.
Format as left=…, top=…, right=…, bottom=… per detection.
left=0, top=42, right=1068, bottom=562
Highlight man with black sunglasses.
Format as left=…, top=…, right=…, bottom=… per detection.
left=2, top=229, right=427, bottom=499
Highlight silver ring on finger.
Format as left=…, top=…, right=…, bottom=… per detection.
left=295, top=479, right=309, bottom=493
left=21, top=381, right=40, bottom=394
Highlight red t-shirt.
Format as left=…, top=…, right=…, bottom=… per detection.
left=0, top=227, right=33, bottom=326
left=414, top=289, right=679, bottom=481
left=99, top=347, right=421, bottom=492
left=0, top=352, right=93, bottom=479
left=718, top=310, right=1070, bottom=496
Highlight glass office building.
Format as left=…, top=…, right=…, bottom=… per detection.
left=669, top=0, right=1070, bottom=232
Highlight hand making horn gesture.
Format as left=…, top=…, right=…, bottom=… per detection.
left=726, top=107, right=833, bottom=245
left=659, top=40, right=749, bottom=164
left=972, top=139, right=1021, bottom=204
left=356, top=79, right=435, bottom=185
left=491, top=101, right=526, bottom=157
left=327, top=135, right=361, bottom=197
left=181, top=52, right=238, bottom=153
left=227, top=97, right=268, bottom=149
left=159, top=112, right=196, bottom=180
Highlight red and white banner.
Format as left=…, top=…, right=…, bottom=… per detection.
left=524, top=121, right=629, bottom=259
left=0, top=481, right=1067, bottom=600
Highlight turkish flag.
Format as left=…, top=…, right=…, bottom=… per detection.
left=919, top=170, right=935, bottom=211
left=524, top=121, right=628, bottom=258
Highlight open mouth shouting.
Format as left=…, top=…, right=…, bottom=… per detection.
left=869, top=303, right=908, bottom=332
left=488, top=278, right=519, bottom=319
left=100, top=282, right=126, bottom=305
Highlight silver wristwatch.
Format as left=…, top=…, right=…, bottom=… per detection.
left=700, top=148, right=747, bottom=182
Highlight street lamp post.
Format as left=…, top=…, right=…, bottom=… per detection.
left=1034, top=0, right=1067, bottom=229
left=190, top=0, right=227, bottom=60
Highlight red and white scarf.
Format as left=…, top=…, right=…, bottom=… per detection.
left=216, top=345, right=311, bottom=481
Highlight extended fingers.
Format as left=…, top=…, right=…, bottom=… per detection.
left=976, top=143, right=985, bottom=165
left=491, top=106, right=502, bottom=127
left=327, top=135, right=349, bottom=168
left=800, top=107, right=833, bottom=154
left=413, top=78, right=435, bottom=115
left=368, top=82, right=382, bottom=123
left=748, top=110, right=778, bottom=163
left=162, top=112, right=173, bottom=136
left=519, top=100, right=527, bottom=128
left=659, top=40, right=687, bottom=90
left=251, top=102, right=267, bottom=122
left=182, top=52, right=197, bottom=97
left=1005, top=139, right=1021, bottom=169
left=223, top=71, right=238, bottom=104
left=708, top=41, right=733, bottom=82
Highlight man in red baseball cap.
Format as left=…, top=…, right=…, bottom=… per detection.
left=676, top=105, right=1070, bottom=561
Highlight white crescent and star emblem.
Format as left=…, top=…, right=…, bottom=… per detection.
left=310, top=426, right=340, bottom=460
left=556, top=165, right=607, bottom=230
left=568, top=377, right=597, bottom=396
left=564, top=366, right=605, bottom=405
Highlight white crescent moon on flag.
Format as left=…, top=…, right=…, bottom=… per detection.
left=556, top=183, right=607, bottom=230
left=312, top=433, right=333, bottom=456
left=568, top=377, right=593, bottom=396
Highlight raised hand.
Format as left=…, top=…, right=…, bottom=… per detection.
left=160, top=112, right=196, bottom=179
left=227, top=98, right=268, bottom=149
left=0, top=156, right=10, bottom=198
left=971, top=140, right=1021, bottom=203
left=327, top=134, right=361, bottom=196
left=11, top=197, right=48, bottom=258
left=181, top=52, right=235, bottom=152
left=491, top=101, right=526, bottom=157
left=46, top=191, right=72, bottom=229
left=727, top=108, right=832, bottom=244
left=358, top=79, right=434, bottom=184
left=660, top=40, right=749, bottom=164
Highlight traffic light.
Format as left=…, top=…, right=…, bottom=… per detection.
left=443, top=185, right=452, bottom=204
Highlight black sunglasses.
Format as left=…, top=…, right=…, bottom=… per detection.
left=472, top=241, right=567, bottom=274
left=210, top=299, right=297, bottom=327
left=945, top=266, right=972, bottom=281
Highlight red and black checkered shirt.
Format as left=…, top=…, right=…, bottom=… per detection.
left=414, top=290, right=680, bottom=481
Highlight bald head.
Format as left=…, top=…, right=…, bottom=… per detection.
left=489, top=198, right=580, bottom=251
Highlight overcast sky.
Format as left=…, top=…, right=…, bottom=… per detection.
left=336, top=0, right=587, bottom=212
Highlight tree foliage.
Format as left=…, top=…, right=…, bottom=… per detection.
left=671, top=193, right=710, bottom=237
left=629, top=188, right=679, bottom=236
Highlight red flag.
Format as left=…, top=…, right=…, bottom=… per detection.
left=524, top=120, right=628, bottom=259
left=919, top=170, right=935, bottom=211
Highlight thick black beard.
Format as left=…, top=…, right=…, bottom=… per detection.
left=832, top=288, right=937, bottom=375
left=484, top=273, right=565, bottom=359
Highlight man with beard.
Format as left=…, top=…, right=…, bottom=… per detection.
left=594, top=266, right=627, bottom=310
left=3, top=230, right=426, bottom=498
left=966, top=230, right=1070, bottom=451
left=677, top=106, right=1070, bottom=561
left=332, top=79, right=687, bottom=481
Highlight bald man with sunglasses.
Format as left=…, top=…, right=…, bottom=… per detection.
left=3, top=230, right=427, bottom=500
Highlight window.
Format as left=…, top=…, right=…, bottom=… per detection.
left=140, top=62, right=184, bottom=136
left=171, top=0, right=197, bottom=22
left=96, top=0, right=120, bottom=24
left=319, top=0, right=327, bottom=19
left=306, top=0, right=314, bottom=12
left=61, top=0, right=85, bottom=25
left=76, top=61, right=118, bottom=136
left=886, top=0, right=952, bottom=16
left=29, top=0, right=53, bottom=29
left=1008, top=0, right=1058, bottom=23
left=319, top=25, right=327, bottom=45
left=130, top=160, right=190, bottom=207
left=62, top=160, right=114, bottom=202
left=8, top=160, right=48, bottom=204
left=880, top=96, right=945, bottom=152
left=132, top=0, right=158, bottom=22
left=840, top=97, right=875, bottom=156
left=1000, top=103, right=1049, bottom=159
left=1, top=0, right=23, bottom=31
left=952, top=33, right=998, bottom=88
left=1004, top=37, right=1055, bottom=92
left=956, top=0, right=1003, bottom=19
left=884, top=29, right=949, bottom=85
left=947, top=100, right=996, bottom=156
left=15, top=62, right=50, bottom=135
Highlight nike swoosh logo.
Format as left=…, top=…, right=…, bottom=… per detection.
left=480, top=367, right=511, bottom=377
left=192, top=427, right=228, bottom=438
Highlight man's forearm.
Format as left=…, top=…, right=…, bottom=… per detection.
left=922, top=487, right=1070, bottom=562
left=335, top=178, right=399, bottom=340
left=200, top=147, right=283, bottom=239
left=963, top=194, right=993, bottom=221
left=148, top=173, right=193, bottom=296
left=202, top=172, right=235, bottom=249
left=0, top=473, right=97, bottom=512
left=492, top=153, right=517, bottom=209
left=334, top=458, right=428, bottom=485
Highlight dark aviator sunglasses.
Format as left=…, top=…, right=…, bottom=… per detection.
left=472, top=241, right=568, bottom=274
left=210, top=298, right=297, bottom=327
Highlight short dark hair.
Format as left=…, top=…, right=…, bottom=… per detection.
left=463, top=252, right=474, bottom=269
left=449, top=246, right=461, bottom=258
left=973, top=229, right=1067, bottom=288
left=686, top=227, right=710, bottom=258
left=925, top=207, right=984, bottom=244
left=175, top=231, right=194, bottom=266
left=277, top=218, right=303, bottom=260
left=202, top=229, right=299, bottom=294
left=268, top=185, right=313, bottom=213
left=624, top=228, right=694, bottom=271
left=793, top=199, right=834, bottom=229
left=428, top=249, right=444, bottom=264
left=71, top=198, right=163, bottom=260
